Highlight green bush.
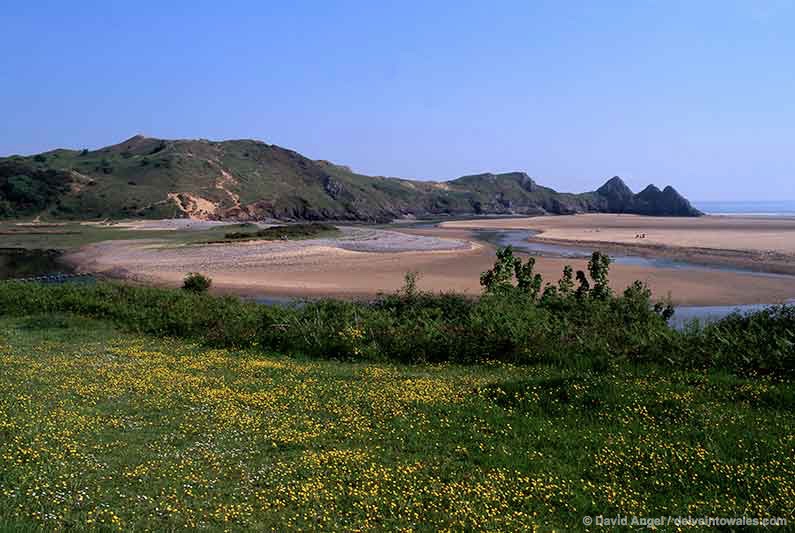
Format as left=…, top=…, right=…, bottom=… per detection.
left=222, top=223, right=337, bottom=241
left=182, top=272, right=212, bottom=293
left=0, top=247, right=792, bottom=376
left=0, top=161, right=73, bottom=215
left=664, top=305, right=795, bottom=376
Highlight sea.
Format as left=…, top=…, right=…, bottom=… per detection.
left=694, top=201, right=795, bottom=216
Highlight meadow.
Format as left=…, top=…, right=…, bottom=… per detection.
left=1, top=250, right=794, bottom=531
left=1, top=314, right=793, bottom=531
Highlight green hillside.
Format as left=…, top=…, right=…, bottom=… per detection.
left=0, top=135, right=702, bottom=221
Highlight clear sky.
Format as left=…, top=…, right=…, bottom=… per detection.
left=2, top=1, right=793, bottom=201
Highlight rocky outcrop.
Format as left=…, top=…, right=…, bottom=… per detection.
left=594, top=177, right=702, bottom=217
left=596, top=176, right=635, bottom=212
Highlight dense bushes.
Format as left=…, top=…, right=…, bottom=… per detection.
left=0, top=160, right=72, bottom=216
left=0, top=282, right=260, bottom=346
left=663, top=305, right=795, bottom=376
left=0, top=248, right=792, bottom=376
left=221, top=223, right=337, bottom=241
left=182, top=272, right=212, bottom=293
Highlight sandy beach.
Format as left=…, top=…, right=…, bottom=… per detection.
left=64, top=221, right=795, bottom=306
left=442, top=214, right=795, bottom=276
left=443, top=214, right=795, bottom=253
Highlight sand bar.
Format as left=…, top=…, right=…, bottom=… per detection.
left=64, top=223, right=795, bottom=306
left=441, top=214, right=795, bottom=275
left=442, top=214, right=795, bottom=254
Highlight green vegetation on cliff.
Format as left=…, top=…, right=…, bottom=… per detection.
left=0, top=135, right=702, bottom=221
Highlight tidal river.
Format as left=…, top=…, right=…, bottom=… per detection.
left=478, top=228, right=795, bottom=328
left=2, top=239, right=791, bottom=330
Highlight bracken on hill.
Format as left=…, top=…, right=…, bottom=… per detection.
left=0, top=135, right=702, bottom=221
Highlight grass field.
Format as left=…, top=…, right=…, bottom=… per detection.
left=1, top=314, right=793, bottom=531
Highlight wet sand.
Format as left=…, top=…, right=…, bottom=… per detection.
left=64, top=223, right=795, bottom=306
left=442, top=214, right=795, bottom=276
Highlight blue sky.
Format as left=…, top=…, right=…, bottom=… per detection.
left=2, top=1, right=793, bottom=201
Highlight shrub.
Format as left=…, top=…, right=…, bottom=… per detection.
left=221, top=223, right=337, bottom=242
left=0, top=246, right=792, bottom=377
left=672, top=305, right=795, bottom=376
left=182, top=272, right=212, bottom=293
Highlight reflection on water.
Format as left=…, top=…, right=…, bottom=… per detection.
left=477, top=229, right=793, bottom=279
left=0, top=249, right=73, bottom=280
left=478, top=230, right=593, bottom=258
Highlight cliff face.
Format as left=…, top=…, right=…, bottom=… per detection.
left=0, top=136, right=702, bottom=221
left=593, top=177, right=702, bottom=217
left=596, top=176, right=636, bottom=212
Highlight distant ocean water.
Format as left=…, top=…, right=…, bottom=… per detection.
left=694, top=201, right=795, bottom=216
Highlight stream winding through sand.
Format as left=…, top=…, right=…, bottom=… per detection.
left=3, top=226, right=793, bottom=329
left=402, top=224, right=795, bottom=327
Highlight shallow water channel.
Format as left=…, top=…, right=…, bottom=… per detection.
left=478, top=229, right=795, bottom=327
left=0, top=249, right=74, bottom=280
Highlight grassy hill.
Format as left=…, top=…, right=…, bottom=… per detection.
left=0, top=135, right=702, bottom=221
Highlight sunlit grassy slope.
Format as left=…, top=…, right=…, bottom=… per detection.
left=0, top=135, right=700, bottom=221
left=1, top=315, right=792, bottom=531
